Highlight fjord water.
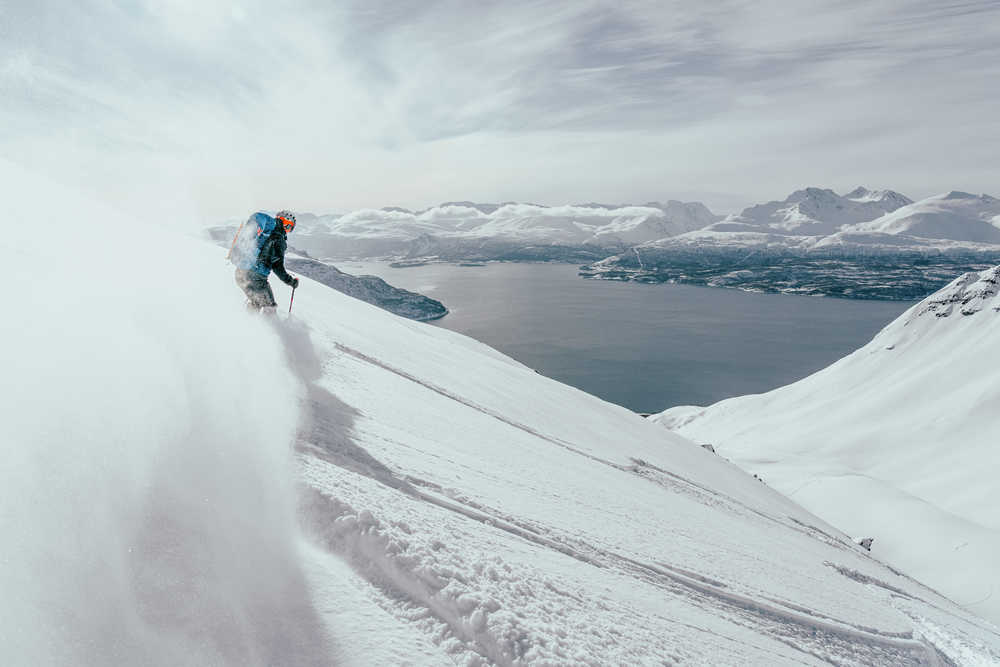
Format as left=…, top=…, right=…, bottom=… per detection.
left=341, top=262, right=913, bottom=414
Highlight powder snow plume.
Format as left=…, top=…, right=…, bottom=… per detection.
left=0, top=160, right=331, bottom=665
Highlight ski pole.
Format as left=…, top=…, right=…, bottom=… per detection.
left=289, top=286, right=296, bottom=314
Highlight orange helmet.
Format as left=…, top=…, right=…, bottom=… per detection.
left=276, top=210, right=296, bottom=232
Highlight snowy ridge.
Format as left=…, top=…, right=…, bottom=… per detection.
left=583, top=189, right=1000, bottom=299
left=837, top=192, right=1000, bottom=244
left=907, top=266, right=1000, bottom=318
left=846, top=187, right=914, bottom=207
left=725, top=186, right=913, bottom=236
left=639, top=189, right=1000, bottom=254
left=655, top=265, right=1000, bottom=628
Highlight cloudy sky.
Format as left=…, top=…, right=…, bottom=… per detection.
left=2, top=0, right=998, bottom=222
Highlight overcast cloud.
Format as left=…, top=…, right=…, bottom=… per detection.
left=2, top=0, right=998, bottom=222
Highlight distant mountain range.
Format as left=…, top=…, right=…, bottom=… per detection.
left=713, top=186, right=914, bottom=236
left=212, top=200, right=721, bottom=263
left=614, top=187, right=1000, bottom=253
left=586, top=188, right=1000, bottom=299
left=209, top=187, right=1000, bottom=299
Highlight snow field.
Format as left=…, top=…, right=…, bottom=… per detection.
left=656, top=266, right=1000, bottom=627
left=283, top=270, right=1000, bottom=664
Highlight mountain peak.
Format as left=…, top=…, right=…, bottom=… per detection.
left=941, top=190, right=979, bottom=200
left=788, top=187, right=840, bottom=202
left=731, top=186, right=912, bottom=235
left=844, top=187, right=912, bottom=205
left=434, top=201, right=507, bottom=214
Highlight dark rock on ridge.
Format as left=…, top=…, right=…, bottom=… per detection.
left=285, top=257, right=448, bottom=322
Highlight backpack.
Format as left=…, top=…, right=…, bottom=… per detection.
left=228, top=212, right=278, bottom=272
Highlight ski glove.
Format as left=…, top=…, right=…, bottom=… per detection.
left=291, top=277, right=300, bottom=289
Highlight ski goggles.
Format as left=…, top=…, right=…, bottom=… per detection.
left=278, top=215, right=296, bottom=232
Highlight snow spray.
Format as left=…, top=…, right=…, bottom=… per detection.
left=0, top=161, right=330, bottom=666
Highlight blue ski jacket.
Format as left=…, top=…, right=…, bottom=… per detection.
left=241, top=212, right=295, bottom=285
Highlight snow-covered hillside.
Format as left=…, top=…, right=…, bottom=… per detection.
left=655, top=266, right=1000, bottom=626
left=7, top=162, right=1000, bottom=664
left=286, top=260, right=1000, bottom=665
left=721, top=186, right=912, bottom=236
left=833, top=191, right=1000, bottom=244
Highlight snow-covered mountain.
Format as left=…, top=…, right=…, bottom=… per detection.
left=654, top=266, right=1000, bottom=625
left=211, top=200, right=721, bottom=262
left=601, top=188, right=1000, bottom=256
left=827, top=191, right=1000, bottom=245
left=9, top=161, right=1000, bottom=664
left=586, top=188, right=1000, bottom=299
left=587, top=200, right=721, bottom=245
left=718, top=186, right=913, bottom=236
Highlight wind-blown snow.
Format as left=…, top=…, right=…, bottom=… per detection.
left=654, top=266, right=1000, bottom=626
left=0, top=161, right=329, bottom=665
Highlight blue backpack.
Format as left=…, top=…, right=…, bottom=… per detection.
left=228, top=212, right=278, bottom=275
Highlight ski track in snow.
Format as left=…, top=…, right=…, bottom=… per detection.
left=656, top=265, right=1000, bottom=635
left=297, top=441, right=962, bottom=666
left=273, top=323, right=1000, bottom=665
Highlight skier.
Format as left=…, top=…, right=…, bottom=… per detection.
left=231, top=210, right=300, bottom=313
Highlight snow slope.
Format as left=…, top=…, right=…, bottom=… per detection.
left=6, top=161, right=1000, bottom=664
left=712, top=187, right=912, bottom=236
left=286, top=276, right=1000, bottom=664
left=836, top=191, right=1000, bottom=244
left=655, top=266, right=1000, bottom=626
left=279, top=277, right=1000, bottom=661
